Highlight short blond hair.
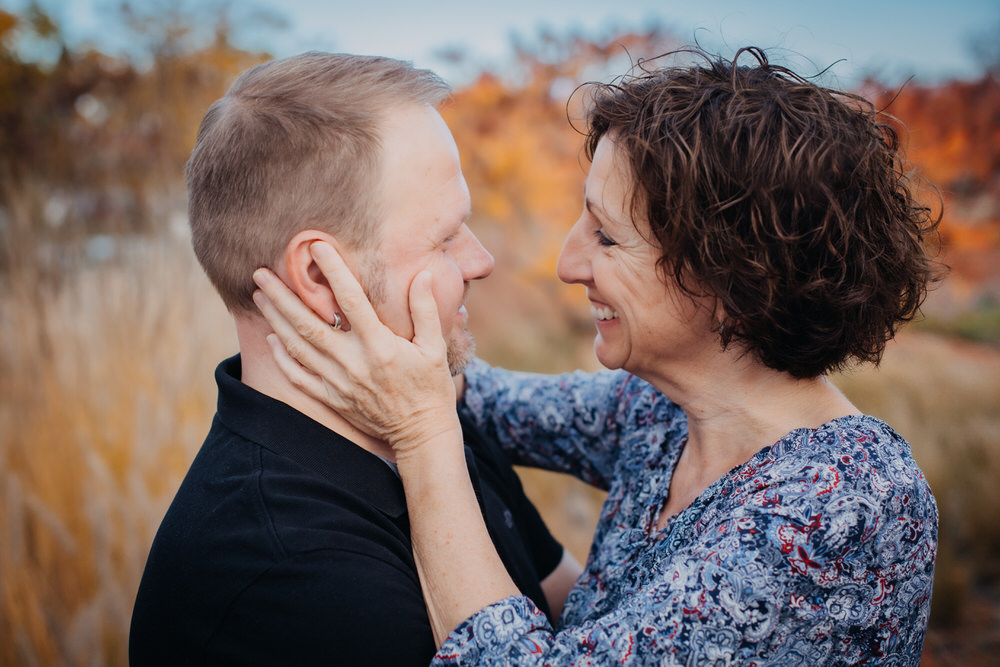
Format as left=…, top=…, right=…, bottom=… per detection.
left=187, top=52, right=450, bottom=314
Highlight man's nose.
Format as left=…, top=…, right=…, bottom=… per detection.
left=456, top=226, right=494, bottom=281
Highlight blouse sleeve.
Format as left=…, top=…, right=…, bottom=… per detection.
left=459, top=359, right=636, bottom=490
left=429, top=439, right=937, bottom=666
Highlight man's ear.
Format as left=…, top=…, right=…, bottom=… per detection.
left=283, top=229, right=344, bottom=325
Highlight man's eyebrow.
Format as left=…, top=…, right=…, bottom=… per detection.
left=436, top=211, right=470, bottom=243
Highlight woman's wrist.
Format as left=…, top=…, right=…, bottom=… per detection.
left=393, top=418, right=466, bottom=480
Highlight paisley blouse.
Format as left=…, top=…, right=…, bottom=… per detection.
left=437, top=360, right=937, bottom=666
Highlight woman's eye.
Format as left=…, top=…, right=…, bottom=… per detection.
left=593, top=229, right=617, bottom=247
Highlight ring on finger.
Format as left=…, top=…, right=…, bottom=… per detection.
left=330, top=312, right=343, bottom=331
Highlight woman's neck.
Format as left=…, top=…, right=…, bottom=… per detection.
left=646, top=352, right=860, bottom=532
left=642, top=350, right=860, bottom=478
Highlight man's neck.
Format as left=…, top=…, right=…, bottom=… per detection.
left=235, top=315, right=397, bottom=462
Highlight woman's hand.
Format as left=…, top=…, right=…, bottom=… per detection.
left=252, top=241, right=459, bottom=456
left=255, top=241, right=521, bottom=645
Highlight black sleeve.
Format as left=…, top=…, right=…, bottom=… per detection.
left=460, top=415, right=565, bottom=581
left=205, top=549, right=435, bottom=667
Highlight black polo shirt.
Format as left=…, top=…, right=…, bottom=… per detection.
left=129, top=355, right=562, bottom=667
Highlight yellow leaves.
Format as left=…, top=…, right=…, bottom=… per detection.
left=482, top=190, right=513, bottom=221
left=0, top=10, right=18, bottom=48
left=444, top=71, right=585, bottom=291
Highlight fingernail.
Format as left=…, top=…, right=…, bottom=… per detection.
left=310, top=241, right=332, bottom=260
left=253, top=268, right=269, bottom=286
left=252, top=290, right=268, bottom=309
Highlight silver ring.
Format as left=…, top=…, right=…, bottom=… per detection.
left=330, top=312, right=343, bottom=330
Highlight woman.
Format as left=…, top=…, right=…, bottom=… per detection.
left=253, top=47, right=939, bottom=665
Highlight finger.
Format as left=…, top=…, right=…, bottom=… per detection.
left=309, top=241, right=385, bottom=337
left=253, top=289, right=350, bottom=381
left=408, top=270, right=444, bottom=351
left=252, top=267, right=337, bottom=346
left=267, top=334, right=346, bottom=410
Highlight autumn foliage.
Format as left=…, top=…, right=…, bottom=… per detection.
left=863, top=76, right=1000, bottom=251
left=0, top=4, right=999, bottom=666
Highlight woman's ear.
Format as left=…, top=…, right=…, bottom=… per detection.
left=283, top=229, right=343, bottom=325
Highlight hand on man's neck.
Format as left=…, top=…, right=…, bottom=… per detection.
left=234, top=314, right=397, bottom=462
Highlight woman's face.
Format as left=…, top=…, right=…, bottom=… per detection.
left=556, top=136, right=715, bottom=376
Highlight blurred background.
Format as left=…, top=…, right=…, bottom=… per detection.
left=1, top=1, right=998, bottom=664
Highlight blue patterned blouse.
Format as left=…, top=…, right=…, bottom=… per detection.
left=438, top=360, right=937, bottom=666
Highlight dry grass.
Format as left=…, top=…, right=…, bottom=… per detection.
left=0, top=217, right=235, bottom=665
left=2, top=214, right=998, bottom=664
left=832, top=333, right=1000, bottom=665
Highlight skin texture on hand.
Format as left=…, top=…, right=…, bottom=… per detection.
left=252, top=241, right=459, bottom=453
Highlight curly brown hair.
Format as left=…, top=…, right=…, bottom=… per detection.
left=583, top=46, right=943, bottom=378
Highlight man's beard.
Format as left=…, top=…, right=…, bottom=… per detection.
left=446, top=323, right=476, bottom=376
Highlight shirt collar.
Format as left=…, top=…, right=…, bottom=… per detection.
left=214, top=355, right=407, bottom=517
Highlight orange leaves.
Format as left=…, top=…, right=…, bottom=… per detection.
left=875, top=76, right=1000, bottom=195
left=0, top=10, right=17, bottom=48
left=443, top=74, right=580, bottom=289
left=856, top=77, right=1000, bottom=258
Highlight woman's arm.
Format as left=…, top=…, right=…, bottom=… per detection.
left=458, top=361, right=630, bottom=489
left=399, top=430, right=523, bottom=645
left=539, top=550, right=582, bottom=623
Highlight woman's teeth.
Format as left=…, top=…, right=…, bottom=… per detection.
left=591, top=305, right=618, bottom=321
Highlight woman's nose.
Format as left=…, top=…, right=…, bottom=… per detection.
left=556, top=217, right=591, bottom=285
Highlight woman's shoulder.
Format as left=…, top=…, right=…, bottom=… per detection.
left=706, top=415, right=937, bottom=578
left=753, top=414, right=936, bottom=514
left=776, top=415, right=920, bottom=470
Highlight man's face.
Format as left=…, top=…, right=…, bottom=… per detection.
left=364, top=103, right=494, bottom=375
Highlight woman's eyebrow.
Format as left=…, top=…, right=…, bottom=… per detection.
left=585, top=196, right=610, bottom=222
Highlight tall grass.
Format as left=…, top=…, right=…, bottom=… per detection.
left=0, top=195, right=234, bottom=665
left=832, top=334, right=1000, bottom=665
left=1, top=200, right=997, bottom=665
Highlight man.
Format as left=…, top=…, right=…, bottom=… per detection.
left=129, top=53, right=579, bottom=666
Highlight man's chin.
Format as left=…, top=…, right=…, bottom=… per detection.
left=446, top=329, right=476, bottom=376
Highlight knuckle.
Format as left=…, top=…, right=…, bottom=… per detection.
left=338, top=292, right=365, bottom=313
left=299, top=319, right=326, bottom=342
left=284, top=339, right=306, bottom=362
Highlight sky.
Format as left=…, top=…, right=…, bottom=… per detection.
left=10, top=0, right=1000, bottom=87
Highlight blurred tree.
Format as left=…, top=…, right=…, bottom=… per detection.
left=446, top=25, right=680, bottom=273
left=0, top=0, right=272, bottom=250
left=866, top=74, right=1000, bottom=250
left=968, top=11, right=1000, bottom=78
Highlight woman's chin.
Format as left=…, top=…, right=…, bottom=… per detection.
left=593, top=337, right=626, bottom=371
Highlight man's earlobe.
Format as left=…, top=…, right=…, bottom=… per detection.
left=284, top=230, right=342, bottom=324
